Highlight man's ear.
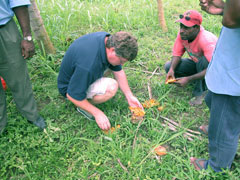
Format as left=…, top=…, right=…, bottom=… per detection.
left=108, top=47, right=117, bottom=57
left=110, top=47, right=115, bottom=53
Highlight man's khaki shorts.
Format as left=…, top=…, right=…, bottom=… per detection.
left=86, top=77, right=115, bottom=99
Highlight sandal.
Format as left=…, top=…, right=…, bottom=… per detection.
left=190, top=157, right=206, bottom=171
left=198, top=125, right=208, bottom=135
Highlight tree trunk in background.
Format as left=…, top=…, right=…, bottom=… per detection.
left=157, top=0, right=168, bottom=32
left=28, top=0, right=56, bottom=54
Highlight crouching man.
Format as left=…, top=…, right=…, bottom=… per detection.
left=165, top=10, right=217, bottom=105
left=57, top=31, right=143, bottom=130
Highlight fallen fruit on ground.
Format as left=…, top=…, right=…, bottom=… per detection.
left=157, top=106, right=164, bottom=111
left=154, top=145, right=167, bottom=156
left=103, top=125, right=120, bottom=134
left=143, top=99, right=159, bottom=108
left=129, top=106, right=145, bottom=124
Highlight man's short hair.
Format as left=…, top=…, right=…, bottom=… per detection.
left=106, top=31, right=138, bottom=61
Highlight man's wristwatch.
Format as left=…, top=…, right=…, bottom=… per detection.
left=23, top=36, right=33, bottom=41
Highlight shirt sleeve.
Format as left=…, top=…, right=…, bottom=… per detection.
left=67, top=67, right=93, bottom=101
left=9, top=0, right=31, bottom=8
left=172, top=33, right=185, bottom=57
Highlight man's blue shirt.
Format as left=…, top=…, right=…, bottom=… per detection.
left=57, top=32, right=122, bottom=101
left=206, top=27, right=240, bottom=96
left=0, top=0, right=30, bottom=25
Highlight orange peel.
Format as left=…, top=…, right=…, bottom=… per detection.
left=143, top=99, right=159, bottom=109
left=103, top=125, right=120, bottom=134
left=129, top=107, right=145, bottom=124
left=154, top=145, right=167, bottom=156
left=157, top=106, right=164, bottom=111
left=165, top=78, right=177, bottom=84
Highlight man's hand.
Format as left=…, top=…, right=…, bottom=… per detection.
left=166, top=68, right=175, bottom=82
left=199, top=0, right=225, bottom=15
left=94, top=111, right=111, bottom=130
left=21, top=40, right=35, bottom=59
left=175, top=77, right=190, bottom=87
left=127, top=95, right=144, bottom=110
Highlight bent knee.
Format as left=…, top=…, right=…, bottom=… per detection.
left=106, top=78, right=118, bottom=97
left=164, top=61, right=171, bottom=73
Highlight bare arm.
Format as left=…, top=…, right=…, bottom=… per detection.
left=113, top=70, right=143, bottom=108
left=66, top=94, right=111, bottom=130
left=175, top=69, right=207, bottom=87
left=199, top=0, right=240, bottom=28
left=166, top=56, right=181, bottom=81
left=187, top=69, right=207, bottom=81
left=222, top=0, right=240, bottom=28
left=13, top=6, right=35, bottom=59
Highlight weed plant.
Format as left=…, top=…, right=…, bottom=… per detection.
left=0, top=0, right=239, bottom=179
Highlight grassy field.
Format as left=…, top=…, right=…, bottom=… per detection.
left=1, top=0, right=239, bottom=179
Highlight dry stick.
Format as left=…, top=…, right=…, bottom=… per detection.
left=126, top=67, right=163, bottom=76
left=183, top=134, right=194, bottom=141
left=117, top=159, right=129, bottom=173
left=147, top=82, right=153, bottom=100
left=147, top=67, right=159, bottom=99
left=159, top=115, right=201, bottom=135
left=88, top=173, right=97, bottom=179
left=162, top=122, right=194, bottom=141
left=148, top=67, right=159, bottom=79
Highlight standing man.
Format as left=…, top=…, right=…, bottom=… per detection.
left=0, top=0, right=46, bottom=134
left=191, top=0, right=240, bottom=172
left=57, top=31, right=143, bottom=131
left=165, top=10, right=217, bottom=105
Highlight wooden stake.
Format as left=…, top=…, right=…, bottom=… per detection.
left=157, top=0, right=168, bottom=32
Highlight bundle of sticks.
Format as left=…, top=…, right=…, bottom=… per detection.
left=159, top=115, right=202, bottom=141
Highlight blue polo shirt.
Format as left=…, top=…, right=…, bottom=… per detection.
left=205, top=27, right=240, bottom=96
left=57, top=32, right=122, bottom=101
left=0, top=0, right=30, bottom=25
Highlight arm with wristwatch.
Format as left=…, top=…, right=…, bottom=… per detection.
left=13, top=5, right=35, bottom=59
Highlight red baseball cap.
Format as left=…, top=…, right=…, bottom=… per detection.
left=176, top=10, right=202, bottom=27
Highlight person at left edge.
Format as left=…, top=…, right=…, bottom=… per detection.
left=0, top=0, right=46, bottom=134
left=57, top=31, right=143, bottom=131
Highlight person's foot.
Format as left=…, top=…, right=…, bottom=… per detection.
left=199, top=125, right=208, bottom=135
left=30, top=116, right=46, bottom=130
left=190, top=157, right=206, bottom=171
left=189, top=95, right=205, bottom=105
left=76, top=107, right=95, bottom=121
left=189, top=91, right=207, bottom=106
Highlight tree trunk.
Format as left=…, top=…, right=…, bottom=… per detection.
left=157, top=0, right=168, bottom=32
left=28, top=0, right=56, bottom=54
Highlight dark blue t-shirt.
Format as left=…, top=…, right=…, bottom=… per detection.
left=57, top=32, right=122, bottom=100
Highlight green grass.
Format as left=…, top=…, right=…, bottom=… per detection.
left=1, top=0, right=239, bottom=179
